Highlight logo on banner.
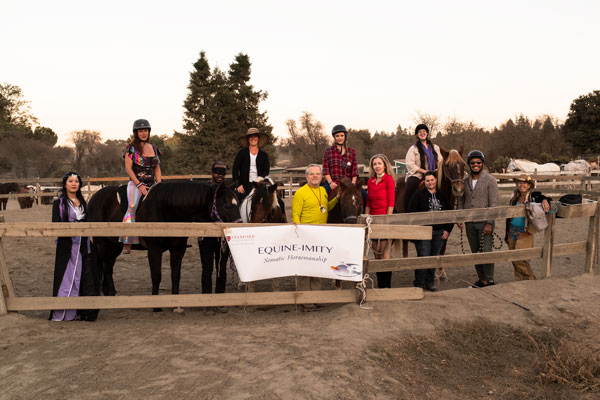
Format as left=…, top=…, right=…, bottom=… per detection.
left=330, top=262, right=361, bottom=277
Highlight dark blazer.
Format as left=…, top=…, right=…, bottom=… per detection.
left=232, top=148, right=270, bottom=186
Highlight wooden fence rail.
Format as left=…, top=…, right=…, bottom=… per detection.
left=0, top=201, right=598, bottom=316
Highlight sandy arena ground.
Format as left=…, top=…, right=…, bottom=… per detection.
left=0, top=199, right=599, bottom=399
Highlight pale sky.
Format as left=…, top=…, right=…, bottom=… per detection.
left=2, top=0, right=599, bottom=145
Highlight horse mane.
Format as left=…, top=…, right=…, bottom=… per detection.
left=438, top=149, right=465, bottom=190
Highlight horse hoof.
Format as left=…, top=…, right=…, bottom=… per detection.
left=173, top=307, right=184, bottom=314
left=153, top=308, right=163, bottom=313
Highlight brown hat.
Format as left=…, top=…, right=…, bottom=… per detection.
left=514, top=173, right=535, bottom=189
left=238, top=127, right=270, bottom=148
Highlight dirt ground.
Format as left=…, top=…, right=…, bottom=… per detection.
left=1, top=200, right=599, bottom=399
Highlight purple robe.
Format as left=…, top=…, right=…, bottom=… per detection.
left=51, top=199, right=90, bottom=321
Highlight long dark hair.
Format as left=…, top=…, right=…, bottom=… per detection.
left=130, top=130, right=148, bottom=157
left=58, top=171, right=87, bottom=221
left=415, top=139, right=438, bottom=170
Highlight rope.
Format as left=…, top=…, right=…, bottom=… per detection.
left=456, top=278, right=530, bottom=311
left=459, top=226, right=503, bottom=254
left=355, top=273, right=375, bottom=309
left=364, top=215, right=373, bottom=257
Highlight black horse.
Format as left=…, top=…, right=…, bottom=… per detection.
left=87, top=181, right=241, bottom=302
left=0, top=182, right=19, bottom=210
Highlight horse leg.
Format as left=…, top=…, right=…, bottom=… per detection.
left=272, top=279, right=279, bottom=292
left=169, top=244, right=187, bottom=313
left=247, top=282, right=255, bottom=292
left=169, top=245, right=187, bottom=296
left=147, top=247, right=163, bottom=312
left=95, top=239, right=119, bottom=296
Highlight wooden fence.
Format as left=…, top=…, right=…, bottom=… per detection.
left=0, top=200, right=598, bottom=316
left=359, top=200, right=599, bottom=280
left=0, top=220, right=431, bottom=315
left=2, top=172, right=599, bottom=204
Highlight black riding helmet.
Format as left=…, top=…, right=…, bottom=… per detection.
left=414, top=123, right=429, bottom=135
left=331, top=124, right=347, bottom=136
left=133, top=119, right=151, bottom=142
left=133, top=119, right=151, bottom=133
left=467, top=150, right=485, bottom=164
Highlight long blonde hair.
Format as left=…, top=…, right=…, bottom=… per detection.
left=369, top=154, right=395, bottom=180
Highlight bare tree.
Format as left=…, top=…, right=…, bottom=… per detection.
left=69, top=130, right=102, bottom=174
left=412, top=111, right=441, bottom=137
left=283, top=112, right=330, bottom=166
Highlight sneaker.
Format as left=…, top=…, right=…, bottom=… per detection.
left=212, top=306, right=227, bottom=314
left=425, top=285, right=438, bottom=292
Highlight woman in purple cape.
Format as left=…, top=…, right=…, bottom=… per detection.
left=50, top=171, right=98, bottom=321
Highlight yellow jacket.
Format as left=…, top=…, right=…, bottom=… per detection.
left=292, top=184, right=339, bottom=224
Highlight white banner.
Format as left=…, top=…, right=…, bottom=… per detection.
left=224, top=225, right=365, bottom=282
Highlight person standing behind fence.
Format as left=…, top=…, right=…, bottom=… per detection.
left=458, top=150, right=499, bottom=288
left=322, top=125, right=358, bottom=197
left=505, top=174, right=551, bottom=281
left=408, top=171, right=453, bottom=292
left=365, top=154, right=396, bottom=288
left=120, top=119, right=162, bottom=254
left=404, top=124, right=443, bottom=212
left=51, top=171, right=98, bottom=321
left=292, top=164, right=339, bottom=294
left=198, top=161, right=230, bottom=314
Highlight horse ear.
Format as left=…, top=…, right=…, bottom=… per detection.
left=252, top=182, right=259, bottom=190
left=269, top=182, right=278, bottom=193
left=354, top=179, right=362, bottom=190
left=439, top=147, right=449, bottom=160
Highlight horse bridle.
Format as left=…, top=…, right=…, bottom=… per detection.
left=210, top=183, right=242, bottom=223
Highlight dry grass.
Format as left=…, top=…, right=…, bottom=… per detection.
left=528, top=334, right=600, bottom=393
left=362, top=319, right=599, bottom=399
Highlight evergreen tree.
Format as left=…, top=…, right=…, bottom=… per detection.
left=563, top=90, right=600, bottom=154
left=176, top=51, right=273, bottom=173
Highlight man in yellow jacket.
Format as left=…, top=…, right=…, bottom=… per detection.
left=292, top=164, right=339, bottom=291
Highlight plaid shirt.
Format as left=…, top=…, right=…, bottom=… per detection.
left=322, top=145, right=358, bottom=183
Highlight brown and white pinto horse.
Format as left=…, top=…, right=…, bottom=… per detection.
left=394, top=146, right=466, bottom=282
left=240, top=177, right=286, bottom=292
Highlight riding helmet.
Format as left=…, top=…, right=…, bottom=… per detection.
left=132, top=119, right=151, bottom=133
left=414, top=123, right=429, bottom=135
left=331, top=124, right=347, bottom=136
left=467, top=150, right=485, bottom=164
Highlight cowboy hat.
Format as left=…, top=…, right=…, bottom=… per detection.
left=514, top=173, right=535, bottom=189
left=239, top=127, right=270, bottom=148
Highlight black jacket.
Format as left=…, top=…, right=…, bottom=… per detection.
left=232, top=148, right=270, bottom=186
left=407, top=187, right=454, bottom=233
left=50, top=198, right=99, bottom=321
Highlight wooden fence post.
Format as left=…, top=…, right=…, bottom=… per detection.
left=35, top=177, right=41, bottom=207
left=0, top=216, right=15, bottom=315
left=540, top=211, right=556, bottom=278
left=87, top=176, right=92, bottom=201
left=584, top=198, right=600, bottom=275
left=288, top=176, right=293, bottom=198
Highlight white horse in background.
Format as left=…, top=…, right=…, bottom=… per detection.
left=562, top=160, right=591, bottom=175
left=506, top=158, right=560, bottom=174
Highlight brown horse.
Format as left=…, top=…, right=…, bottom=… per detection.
left=17, top=187, right=34, bottom=209
left=0, top=182, right=19, bottom=210
left=327, top=177, right=364, bottom=224
left=393, top=146, right=466, bottom=278
left=327, top=177, right=364, bottom=289
left=240, top=177, right=286, bottom=292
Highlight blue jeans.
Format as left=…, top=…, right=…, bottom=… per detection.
left=413, top=229, right=446, bottom=288
left=466, top=221, right=494, bottom=282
